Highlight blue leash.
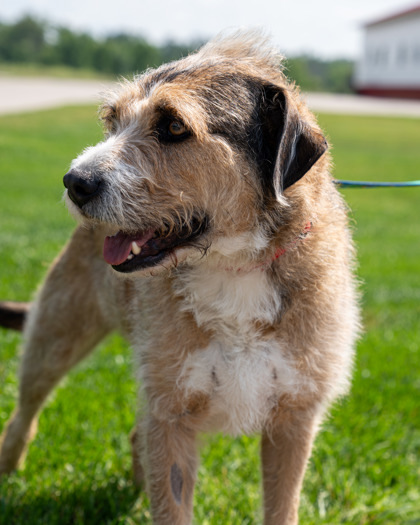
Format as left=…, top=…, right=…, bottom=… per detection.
left=334, top=179, right=420, bottom=188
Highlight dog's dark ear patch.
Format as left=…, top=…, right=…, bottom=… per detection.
left=258, top=85, right=328, bottom=199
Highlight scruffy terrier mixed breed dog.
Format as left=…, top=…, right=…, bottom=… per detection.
left=0, top=32, right=359, bottom=524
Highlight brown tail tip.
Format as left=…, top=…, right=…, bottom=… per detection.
left=0, top=301, right=31, bottom=332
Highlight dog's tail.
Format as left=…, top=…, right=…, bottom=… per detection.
left=0, top=301, right=31, bottom=332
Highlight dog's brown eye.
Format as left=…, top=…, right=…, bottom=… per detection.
left=168, top=121, right=187, bottom=136
left=156, top=115, right=190, bottom=143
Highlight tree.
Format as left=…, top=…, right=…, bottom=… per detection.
left=0, top=16, right=46, bottom=63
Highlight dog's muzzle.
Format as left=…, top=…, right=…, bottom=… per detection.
left=63, top=169, right=102, bottom=208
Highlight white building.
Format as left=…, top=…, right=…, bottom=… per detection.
left=354, top=4, right=420, bottom=99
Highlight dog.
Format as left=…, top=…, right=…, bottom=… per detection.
left=0, top=31, right=359, bottom=524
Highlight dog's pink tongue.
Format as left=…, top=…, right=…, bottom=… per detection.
left=103, top=230, right=154, bottom=266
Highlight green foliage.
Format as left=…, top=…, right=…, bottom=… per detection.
left=0, top=15, right=354, bottom=91
left=285, top=56, right=354, bottom=93
left=0, top=108, right=419, bottom=523
left=0, top=16, right=46, bottom=63
left=93, top=34, right=162, bottom=75
left=0, top=16, right=196, bottom=78
left=53, top=28, right=98, bottom=69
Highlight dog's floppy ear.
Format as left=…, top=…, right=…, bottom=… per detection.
left=259, top=84, right=328, bottom=199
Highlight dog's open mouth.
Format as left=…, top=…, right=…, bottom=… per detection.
left=103, top=217, right=207, bottom=272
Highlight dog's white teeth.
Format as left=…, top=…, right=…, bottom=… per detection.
left=132, top=241, right=142, bottom=255
left=127, top=254, right=134, bottom=261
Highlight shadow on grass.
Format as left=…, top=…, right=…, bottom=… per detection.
left=0, top=477, right=148, bottom=525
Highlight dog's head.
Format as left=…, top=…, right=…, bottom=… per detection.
left=64, top=32, right=328, bottom=276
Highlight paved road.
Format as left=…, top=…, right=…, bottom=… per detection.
left=1, top=76, right=420, bottom=117
left=303, top=92, right=420, bottom=118
left=0, top=77, right=114, bottom=115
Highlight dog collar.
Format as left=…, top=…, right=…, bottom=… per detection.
left=226, top=220, right=314, bottom=273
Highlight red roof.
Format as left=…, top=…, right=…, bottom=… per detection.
left=366, top=4, right=420, bottom=27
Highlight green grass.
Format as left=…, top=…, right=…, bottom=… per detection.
left=1, top=107, right=419, bottom=524
left=0, top=63, right=113, bottom=79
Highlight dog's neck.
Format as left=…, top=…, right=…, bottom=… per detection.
left=222, top=220, right=314, bottom=274
left=171, top=220, right=314, bottom=333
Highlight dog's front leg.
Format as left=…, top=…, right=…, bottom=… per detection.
left=141, top=416, right=198, bottom=525
left=0, top=227, right=113, bottom=475
left=261, top=410, right=319, bottom=525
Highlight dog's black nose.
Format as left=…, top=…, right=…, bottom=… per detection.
left=63, top=169, right=101, bottom=208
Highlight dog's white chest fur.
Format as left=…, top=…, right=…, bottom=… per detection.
left=175, top=263, right=282, bottom=327
left=179, top=338, right=303, bottom=435
left=174, top=267, right=309, bottom=435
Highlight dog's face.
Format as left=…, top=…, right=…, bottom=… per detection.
left=64, top=35, right=327, bottom=276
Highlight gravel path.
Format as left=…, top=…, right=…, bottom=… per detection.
left=1, top=76, right=420, bottom=117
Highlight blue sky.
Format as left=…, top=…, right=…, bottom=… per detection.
left=0, top=0, right=414, bottom=58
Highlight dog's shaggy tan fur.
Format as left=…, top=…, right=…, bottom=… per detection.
left=0, top=32, right=359, bottom=524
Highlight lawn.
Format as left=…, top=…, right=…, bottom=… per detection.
left=0, top=63, right=113, bottom=80
left=0, top=106, right=419, bottom=524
